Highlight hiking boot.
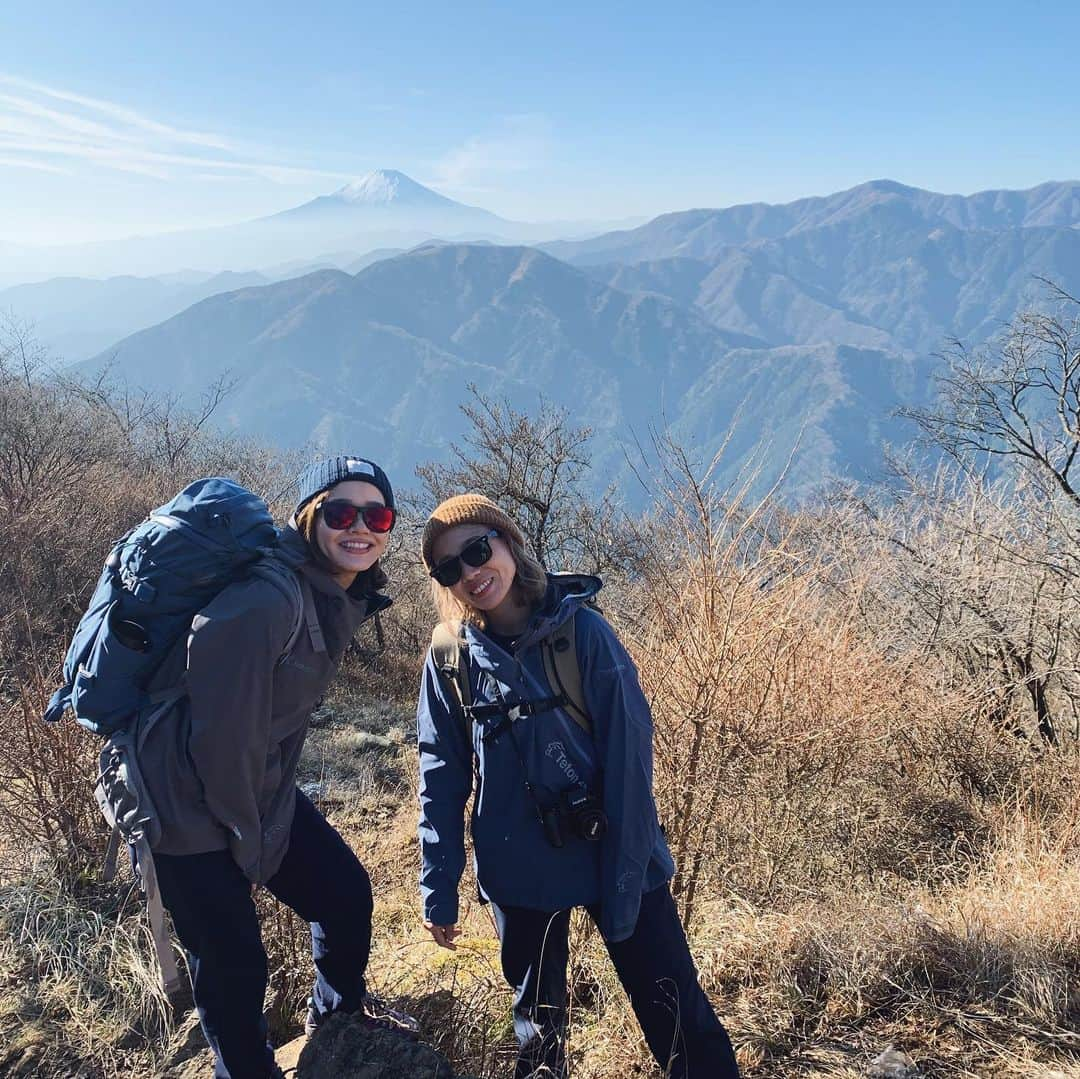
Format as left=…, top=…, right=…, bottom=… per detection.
left=303, top=994, right=420, bottom=1039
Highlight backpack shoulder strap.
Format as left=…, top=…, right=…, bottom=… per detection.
left=251, top=561, right=325, bottom=658
left=294, top=575, right=326, bottom=656
left=541, top=613, right=592, bottom=738
left=431, top=620, right=471, bottom=726
left=95, top=725, right=183, bottom=997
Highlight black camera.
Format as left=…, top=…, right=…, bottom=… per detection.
left=540, top=787, right=608, bottom=848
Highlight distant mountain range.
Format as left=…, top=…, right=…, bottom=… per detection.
left=1, top=249, right=399, bottom=362
left=2, top=271, right=268, bottom=362
left=63, top=177, right=1080, bottom=501
left=542, top=179, right=1080, bottom=264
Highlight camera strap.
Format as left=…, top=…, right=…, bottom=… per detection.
left=483, top=683, right=556, bottom=834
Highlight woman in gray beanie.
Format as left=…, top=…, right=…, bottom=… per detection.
left=139, top=455, right=413, bottom=1079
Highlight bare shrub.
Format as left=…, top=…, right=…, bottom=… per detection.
left=889, top=283, right=1080, bottom=746
left=901, top=281, right=1080, bottom=508
left=0, top=652, right=100, bottom=876
left=622, top=436, right=1032, bottom=930
left=812, top=468, right=1080, bottom=748
left=415, top=384, right=630, bottom=574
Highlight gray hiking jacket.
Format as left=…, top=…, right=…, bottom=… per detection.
left=138, top=526, right=389, bottom=883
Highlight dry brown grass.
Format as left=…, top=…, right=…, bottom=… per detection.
left=0, top=863, right=177, bottom=1076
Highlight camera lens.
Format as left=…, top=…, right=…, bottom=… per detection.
left=562, top=788, right=607, bottom=842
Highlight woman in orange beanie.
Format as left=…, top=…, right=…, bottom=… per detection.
left=415, top=493, right=739, bottom=1079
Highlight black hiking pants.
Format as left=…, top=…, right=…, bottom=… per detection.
left=490, top=882, right=740, bottom=1079
left=152, top=789, right=373, bottom=1079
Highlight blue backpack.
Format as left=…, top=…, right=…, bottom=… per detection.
left=43, top=476, right=299, bottom=736
left=43, top=476, right=314, bottom=998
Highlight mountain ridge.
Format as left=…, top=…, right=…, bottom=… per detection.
left=78, top=244, right=772, bottom=482
left=77, top=240, right=938, bottom=501
left=47, top=177, right=1080, bottom=503
left=543, top=178, right=1080, bottom=266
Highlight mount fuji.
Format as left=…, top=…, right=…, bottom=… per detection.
left=267, top=168, right=510, bottom=236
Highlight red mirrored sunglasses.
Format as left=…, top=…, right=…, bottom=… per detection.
left=320, top=500, right=396, bottom=533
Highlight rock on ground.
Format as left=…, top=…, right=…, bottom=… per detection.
left=284, top=1012, right=473, bottom=1079
left=165, top=1010, right=479, bottom=1078
left=868, top=1045, right=921, bottom=1078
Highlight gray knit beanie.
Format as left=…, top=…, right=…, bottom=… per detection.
left=293, top=455, right=394, bottom=517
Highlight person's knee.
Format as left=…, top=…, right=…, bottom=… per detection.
left=340, top=860, right=373, bottom=921
left=317, top=851, right=373, bottom=922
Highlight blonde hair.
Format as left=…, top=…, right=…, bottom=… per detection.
left=431, top=531, right=547, bottom=629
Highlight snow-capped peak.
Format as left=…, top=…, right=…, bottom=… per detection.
left=333, top=170, right=446, bottom=206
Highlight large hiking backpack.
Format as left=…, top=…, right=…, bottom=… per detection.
left=43, top=476, right=295, bottom=735
left=43, top=476, right=312, bottom=996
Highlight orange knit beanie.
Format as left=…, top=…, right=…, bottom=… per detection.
left=421, top=493, right=527, bottom=570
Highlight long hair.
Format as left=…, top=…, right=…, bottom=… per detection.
left=431, top=530, right=547, bottom=629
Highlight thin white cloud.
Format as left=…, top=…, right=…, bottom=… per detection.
left=432, top=114, right=553, bottom=195
left=0, top=73, right=235, bottom=150
left=0, top=153, right=70, bottom=175
left=0, top=130, right=350, bottom=183
left=0, top=72, right=354, bottom=185
left=0, top=91, right=139, bottom=143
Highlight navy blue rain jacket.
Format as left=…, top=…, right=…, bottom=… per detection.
left=416, top=573, right=674, bottom=943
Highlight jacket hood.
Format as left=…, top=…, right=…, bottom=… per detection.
left=514, top=572, right=602, bottom=652
left=275, top=523, right=311, bottom=569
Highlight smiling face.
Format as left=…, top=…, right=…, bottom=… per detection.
left=314, top=479, right=390, bottom=588
left=431, top=522, right=521, bottom=630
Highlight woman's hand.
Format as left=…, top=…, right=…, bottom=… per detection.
left=424, top=920, right=460, bottom=949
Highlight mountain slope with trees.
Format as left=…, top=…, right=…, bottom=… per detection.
left=75, top=178, right=1080, bottom=500
left=84, top=244, right=773, bottom=489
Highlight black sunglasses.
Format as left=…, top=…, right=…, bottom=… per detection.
left=430, top=529, right=500, bottom=587
left=321, top=500, right=396, bottom=533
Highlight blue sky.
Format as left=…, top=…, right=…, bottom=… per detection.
left=3, top=1, right=1079, bottom=245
